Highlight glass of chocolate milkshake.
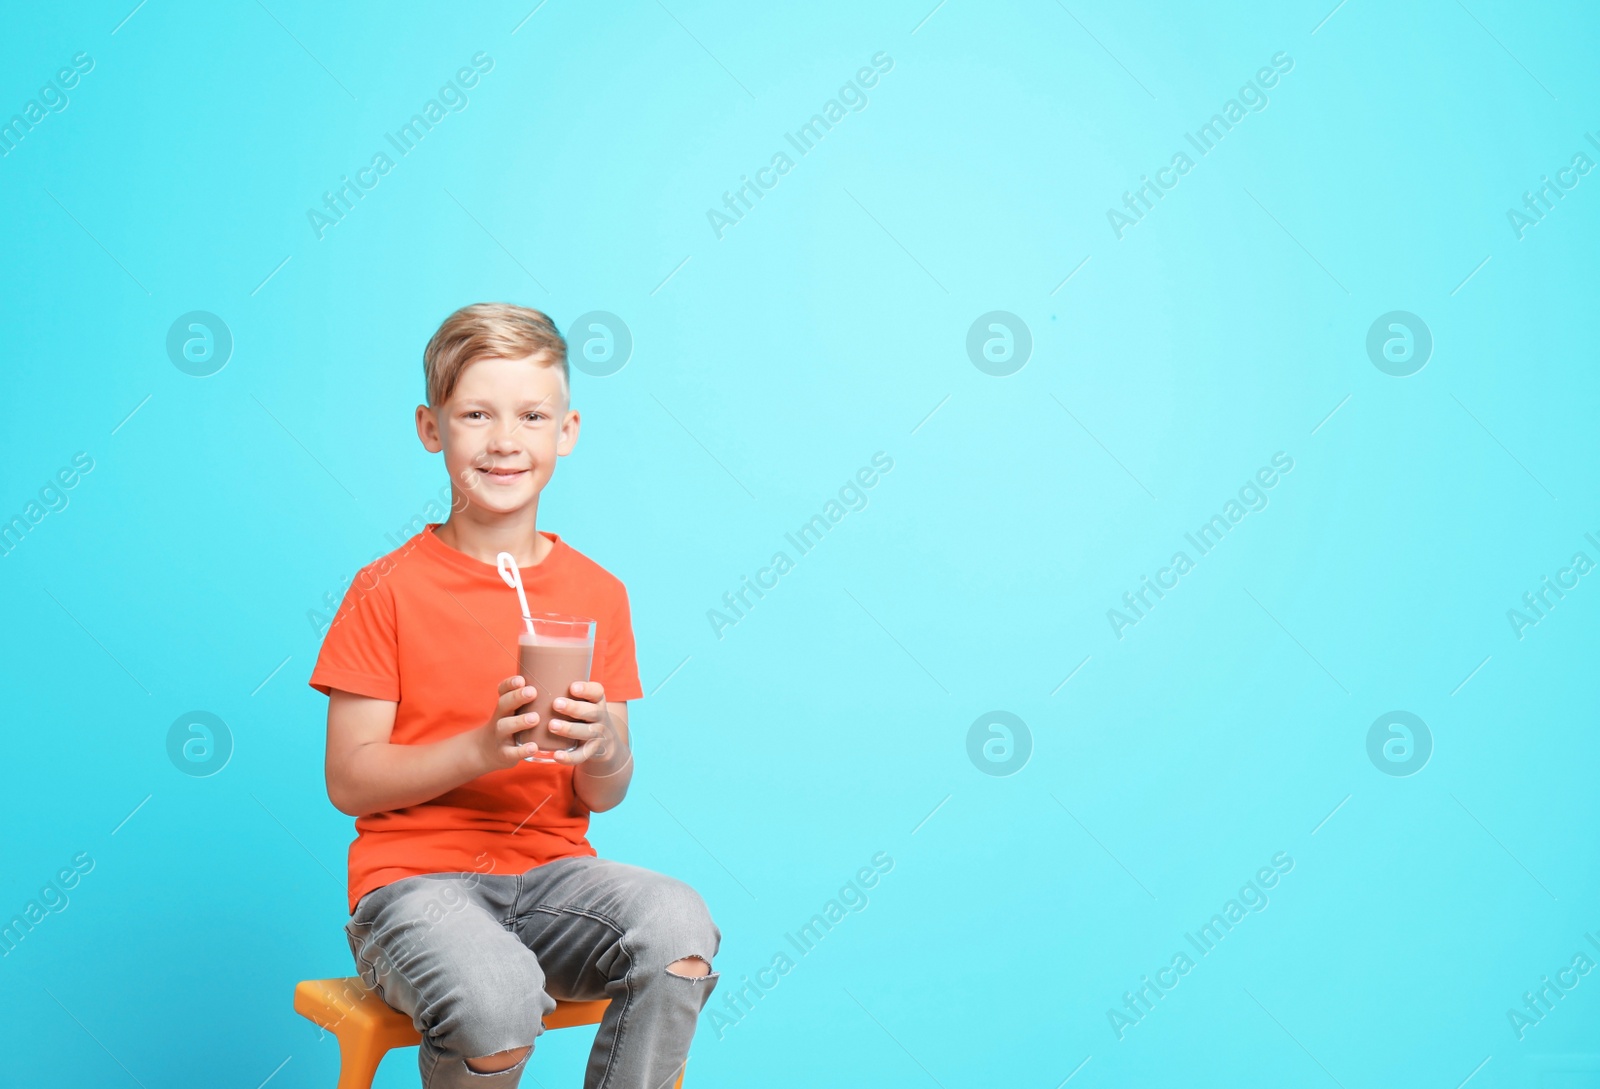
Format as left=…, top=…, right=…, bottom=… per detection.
left=513, top=613, right=595, bottom=762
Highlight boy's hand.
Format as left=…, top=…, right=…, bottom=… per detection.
left=545, top=681, right=622, bottom=766
left=477, top=675, right=543, bottom=771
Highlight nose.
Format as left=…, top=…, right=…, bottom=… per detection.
left=488, top=421, right=523, bottom=450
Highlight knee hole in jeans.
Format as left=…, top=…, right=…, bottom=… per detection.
left=665, top=955, right=711, bottom=978
left=465, top=1046, right=531, bottom=1074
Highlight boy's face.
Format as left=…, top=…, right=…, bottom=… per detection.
left=416, top=353, right=579, bottom=516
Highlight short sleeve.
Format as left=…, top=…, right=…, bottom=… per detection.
left=308, top=565, right=400, bottom=701
left=596, top=583, right=643, bottom=702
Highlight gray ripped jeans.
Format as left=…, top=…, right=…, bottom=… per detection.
left=344, top=856, right=721, bottom=1089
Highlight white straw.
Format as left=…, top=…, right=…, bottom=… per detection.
left=496, top=552, right=536, bottom=636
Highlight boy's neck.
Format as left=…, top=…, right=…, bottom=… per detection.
left=434, top=508, right=552, bottom=568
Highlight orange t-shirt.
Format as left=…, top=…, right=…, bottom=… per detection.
left=308, top=522, right=643, bottom=914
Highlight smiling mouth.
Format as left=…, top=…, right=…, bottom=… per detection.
left=480, top=467, right=528, bottom=481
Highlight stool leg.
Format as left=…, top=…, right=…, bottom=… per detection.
left=332, top=1026, right=388, bottom=1089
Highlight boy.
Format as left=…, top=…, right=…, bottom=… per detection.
left=309, top=303, right=721, bottom=1089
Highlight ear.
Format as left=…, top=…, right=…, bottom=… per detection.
left=556, top=408, right=581, bottom=456
left=416, top=404, right=442, bottom=453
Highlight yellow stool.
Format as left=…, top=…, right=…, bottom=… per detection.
left=294, top=977, right=687, bottom=1089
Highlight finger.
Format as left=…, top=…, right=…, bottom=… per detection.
left=553, top=737, right=603, bottom=765
left=499, top=678, right=531, bottom=707
left=498, top=710, right=539, bottom=738
left=551, top=696, right=600, bottom=722
left=549, top=718, right=599, bottom=742
left=570, top=680, right=605, bottom=702
left=500, top=684, right=536, bottom=712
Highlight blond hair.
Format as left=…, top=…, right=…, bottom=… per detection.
left=422, top=302, right=568, bottom=407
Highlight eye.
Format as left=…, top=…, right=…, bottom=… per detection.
left=464, top=410, right=486, bottom=420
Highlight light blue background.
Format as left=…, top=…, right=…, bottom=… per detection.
left=3, top=1, right=1598, bottom=1086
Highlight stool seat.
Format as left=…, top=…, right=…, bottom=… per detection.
left=294, top=977, right=681, bottom=1089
